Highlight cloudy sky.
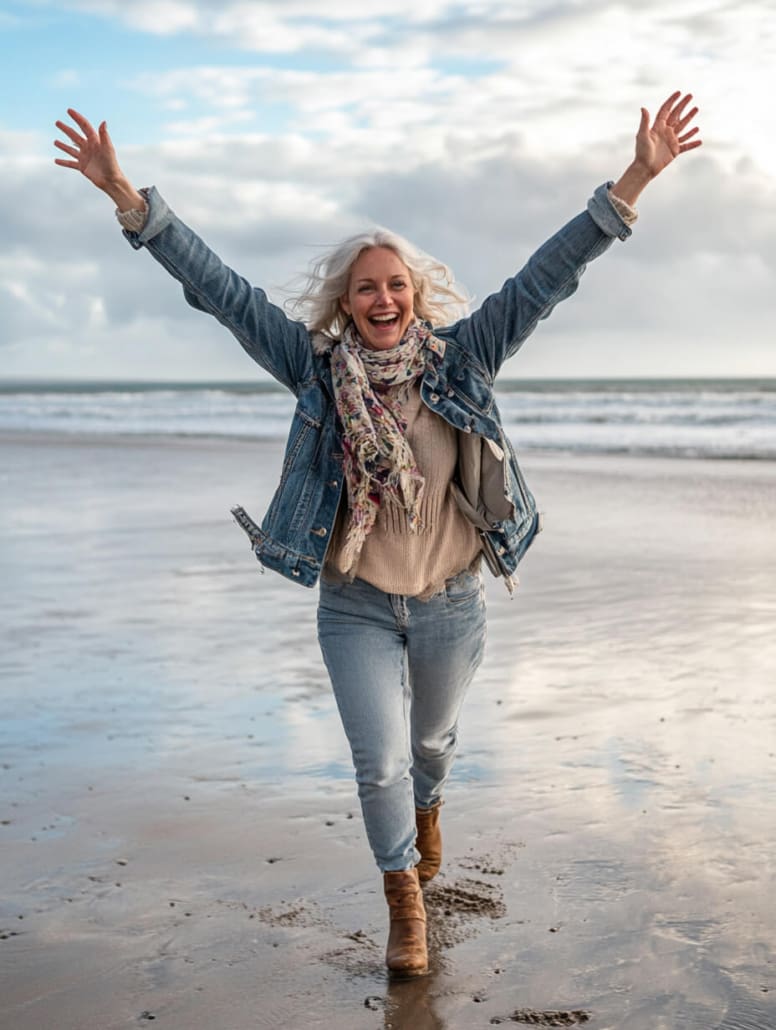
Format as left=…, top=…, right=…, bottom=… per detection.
left=2, top=0, right=774, bottom=381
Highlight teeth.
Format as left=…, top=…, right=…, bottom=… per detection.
left=372, top=314, right=397, bottom=323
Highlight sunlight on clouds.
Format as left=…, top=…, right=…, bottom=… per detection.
left=9, top=0, right=776, bottom=376
left=64, top=0, right=776, bottom=173
left=165, top=111, right=254, bottom=136
left=132, top=64, right=537, bottom=172
left=229, top=179, right=341, bottom=224
left=462, top=0, right=776, bottom=174
left=209, top=5, right=372, bottom=54
left=70, top=0, right=477, bottom=34
left=702, top=25, right=776, bottom=176
left=350, top=38, right=440, bottom=71
left=131, top=156, right=348, bottom=235
left=73, top=0, right=199, bottom=34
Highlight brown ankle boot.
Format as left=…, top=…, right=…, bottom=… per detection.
left=383, top=868, right=428, bottom=977
left=415, top=802, right=442, bottom=883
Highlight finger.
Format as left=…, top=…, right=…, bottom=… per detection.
left=655, top=90, right=681, bottom=122
left=98, top=120, right=115, bottom=150
left=637, top=107, right=650, bottom=135
left=678, top=139, right=703, bottom=154
left=54, top=139, right=80, bottom=158
left=674, top=106, right=699, bottom=133
left=54, top=158, right=81, bottom=169
left=55, top=120, right=85, bottom=147
left=678, top=126, right=699, bottom=144
left=667, top=94, right=693, bottom=129
left=66, top=107, right=98, bottom=139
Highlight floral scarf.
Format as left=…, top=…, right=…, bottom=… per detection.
left=331, top=320, right=433, bottom=572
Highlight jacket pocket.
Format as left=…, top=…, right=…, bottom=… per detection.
left=278, top=411, right=319, bottom=492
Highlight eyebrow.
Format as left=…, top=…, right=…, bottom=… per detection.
left=354, top=274, right=407, bottom=284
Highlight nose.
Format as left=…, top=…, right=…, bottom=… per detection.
left=375, top=284, right=392, bottom=305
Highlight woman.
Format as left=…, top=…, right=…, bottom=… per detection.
left=54, top=93, right=701, bottom=978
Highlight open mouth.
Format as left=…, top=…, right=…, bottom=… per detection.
left=369, top=313, right=399, bottom=328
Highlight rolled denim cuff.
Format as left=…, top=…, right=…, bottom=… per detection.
left=586, top=181, right=633, bottom=242
left=122, top=186, right=176, bottom=250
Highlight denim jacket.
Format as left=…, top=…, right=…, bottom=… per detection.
left=124, top=185, right=631, bottom=590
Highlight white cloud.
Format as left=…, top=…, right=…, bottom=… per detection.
left=7, top=2, right=776, bottom=377
left=72, top=0, right=200, bottom=34
left=42, top=1, right=776, bottom=175
left=163, top=111, right=254, bottom=136
left=12, top=109, right=776, bottom=380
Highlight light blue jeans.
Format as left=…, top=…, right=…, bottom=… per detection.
left=317, top=568, right=487, bottom=872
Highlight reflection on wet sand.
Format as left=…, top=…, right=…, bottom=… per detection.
left=384, top=975, right=446, bottom=1030
left=1, top=437, right=775, bottom=1029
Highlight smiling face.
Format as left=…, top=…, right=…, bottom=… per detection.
left=340, top=246, right=416, bottom=351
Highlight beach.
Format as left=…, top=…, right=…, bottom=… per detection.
left=1, top=431, right=775, bottom=1030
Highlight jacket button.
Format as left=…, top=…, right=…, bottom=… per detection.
left=429, top=392, right=439, bottom=403
left=328, top=480, right=338, bottom=488
left=446, top=388, right=454, bottom=397
left=312, top=526, right=328, bottom=537
left=463, top=425, right=472, bottom=433
left=291, top=569, right=300, bottom=577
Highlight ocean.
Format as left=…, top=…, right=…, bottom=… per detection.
left=1, top=378, right=774, bottom=460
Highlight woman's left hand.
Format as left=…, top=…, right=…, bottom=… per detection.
left=611, top=91, right=702, bottom=206
left=634, top=91, right=702, bottom=179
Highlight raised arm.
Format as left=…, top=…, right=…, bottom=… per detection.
left=451, top=92, right=702, bottom=377
left=53, top=110, right=313, bottom=392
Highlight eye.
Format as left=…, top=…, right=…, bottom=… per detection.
left=357, top=284, right=374, bottom=293
left=391, top=279, right=407, bottom=290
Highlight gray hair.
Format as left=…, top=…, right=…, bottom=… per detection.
left=286, top=227, right=470, bottom=336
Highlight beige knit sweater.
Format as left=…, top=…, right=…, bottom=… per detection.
left=324, top=384, right=482, bottom=598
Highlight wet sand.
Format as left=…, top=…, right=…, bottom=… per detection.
left=1, top=433, right=775, bottom=1030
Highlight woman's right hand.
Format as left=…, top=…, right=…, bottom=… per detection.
left=54, top=109, right=144, bottom=211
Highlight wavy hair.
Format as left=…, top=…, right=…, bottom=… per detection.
left=286, top=227, right=470, bottom=337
